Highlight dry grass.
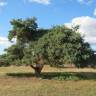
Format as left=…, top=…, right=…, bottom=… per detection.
left=0, top=65, right=96, bottom=96
left=0, top=65, right=96, bottom=74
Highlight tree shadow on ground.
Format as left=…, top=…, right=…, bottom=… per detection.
left=6, top=72, right=35, bottom=78
left=6, top=72, right=96, bottom=80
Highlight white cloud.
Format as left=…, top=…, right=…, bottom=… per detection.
left=65, top=16, right=96, bottom=44
left=24, top=0, right=95, bottom=5
left=93, top=8, right=96, bottom=16
left=0, top=37, right=16, bottom=54
left=0, top=1, right=7, bottom=7
left=0, top=37, right=14, bottom=47
left=26, top=0, right=51, bottom=5
left=77, top=0, right=93, bottom=5
left=84, top=37, right=96, bottom=44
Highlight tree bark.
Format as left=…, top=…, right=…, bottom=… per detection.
left=30, top=64, right=44, bottom=77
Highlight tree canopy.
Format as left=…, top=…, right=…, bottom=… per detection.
left=23, top=26, right=95, bottom=68
left=0, top=17, right=95, bottom=70
left=8, top=17, right=38, bottom=43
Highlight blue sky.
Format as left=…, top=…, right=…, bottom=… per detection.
left=0, top=0, right=96, bottom=54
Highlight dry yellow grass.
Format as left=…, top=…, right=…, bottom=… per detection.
left=0, top=65, right=96, bottom=74
left=0, top=65, right=96, bottom=96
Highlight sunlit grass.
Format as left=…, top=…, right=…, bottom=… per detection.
left=0, top=65, right=96, bottom=96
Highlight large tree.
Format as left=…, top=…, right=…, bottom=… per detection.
left=1, top=17, right=95, bottom=77
left=6, top=17, right=48, bottom=76
left=22, top=25, right=95, bottom=75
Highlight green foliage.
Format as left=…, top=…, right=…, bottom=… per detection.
left=0, top=54, right=10, bottom=66
left=8, top=17, right=38, bottom=43
left=24, top=26, right=95, bottom=67
left=1, top=17, right=95, bottom=68
left=41, top=72, right=87, bottom=80
left=3, top=17, right=48, bottom=66
left=1, top=44, right=24, bottom=66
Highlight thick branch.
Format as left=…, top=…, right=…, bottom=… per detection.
left=30, top=65, right=35, bottom=69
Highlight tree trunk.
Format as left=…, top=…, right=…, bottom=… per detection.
left=30, top=64, right=44, bottom=77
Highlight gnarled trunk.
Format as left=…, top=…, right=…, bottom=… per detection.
left=30, top=64, right=44, bottom=77
left=30, top=55, right=44, bottom=77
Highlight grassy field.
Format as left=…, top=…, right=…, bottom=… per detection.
left=0, top=66, right=96, bottom=96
